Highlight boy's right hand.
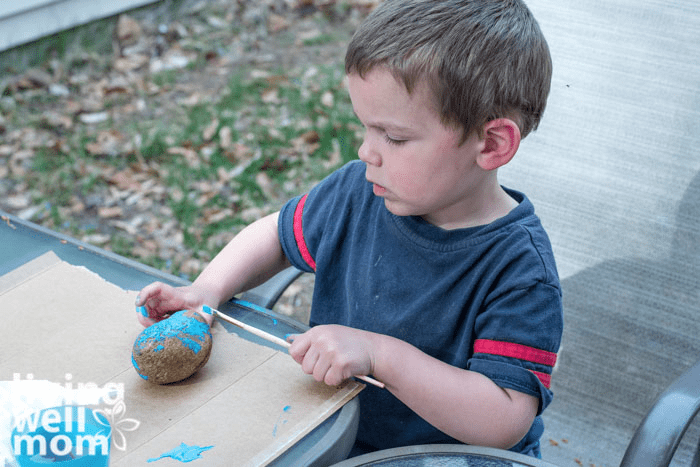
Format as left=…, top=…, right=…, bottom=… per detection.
left=135, top=282, right=215, bottom=327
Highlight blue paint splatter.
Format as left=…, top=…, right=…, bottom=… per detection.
left=154, top=345, right=164, bottom=352
left=272, top=405, right=292, bottom=437
left=134, top=310, right=210, bottom=355
left=147, top=443, right=213, bottom=463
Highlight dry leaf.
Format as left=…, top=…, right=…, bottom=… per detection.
left=179, top=93, right=201, bottom=106
left=261, top=88, right=280, bottom=104
left=41, top=111, right=73, bottom=130
left=298, top=130, right=320, bottom=144
left=321, top=90, right=334, bottom=107
left=167, top=147, right=200, bottom=167
left=179, top=258, right=203, bottom=276
left=23, top=69, right=53, bottom=89
left=323, top=138, right=341, bottom=168
left=98, top=206, right=123, bottom=219
left=117, top=15, right=143, bottom=46
left=291, top=130, right=321, bottom=156
left=111, top=220, right=139, bottom=235
left=86, top=130, right=130, bottom=156
left=204, top=207, right=233, bottom=224
left=256, top=172, right=277, bottom=199
left=5, top=194, right=31, bottom=210
left=219, top=126, right=233, bottom=149
left=79, top=112, right=109, bottom=125
left=108, top=169, right=141, bottom=191
left=83, top=234, right=111, bottom=246
left=0, top=145, right=13, bottom=157
left=203, top=118, right=220, bottom=141
left=225, top=143, right=253, bottom=163
left=113, top=54, right=149, bottom=73
left=149, top=50, right=193, bottom=73
left=296, top=29, right=322, bottom=46
left=268, top=13, right=290, bottom=33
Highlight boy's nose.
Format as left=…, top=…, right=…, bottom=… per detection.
left=358, top=138, right=381, bottom=167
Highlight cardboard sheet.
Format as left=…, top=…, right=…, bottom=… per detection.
left=0, top=252, right=362, bottom=466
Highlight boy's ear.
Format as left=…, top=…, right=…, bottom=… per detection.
left=476, top=118, right=521, bottom=171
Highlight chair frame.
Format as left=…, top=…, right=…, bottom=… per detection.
left=620, top=358, right=700, bottom=467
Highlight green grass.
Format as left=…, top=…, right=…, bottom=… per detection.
left=3, top=60, right=361, bottom=279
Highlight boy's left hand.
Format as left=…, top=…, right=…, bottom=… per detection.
left=287, top=325, right=375, bottom=386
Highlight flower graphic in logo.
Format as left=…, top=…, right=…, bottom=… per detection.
left=94, top=399, right=140, bottom=451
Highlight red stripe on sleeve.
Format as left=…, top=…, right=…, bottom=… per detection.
left=293, top=194, right=317, bottom=271
left=530, top=370, right=552, bottom=389
left=473, top=339, right=557, bottom=367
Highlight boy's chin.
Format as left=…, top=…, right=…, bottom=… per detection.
left=381, top=199, right=423, bottom=218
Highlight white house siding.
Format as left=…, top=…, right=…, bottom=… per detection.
left=0, top=0, right=161, bottom=52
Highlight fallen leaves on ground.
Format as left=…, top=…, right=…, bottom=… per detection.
left=0, top=0, right=377, bottom=322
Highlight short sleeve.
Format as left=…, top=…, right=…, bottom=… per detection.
left=278, top=161, right=368, bottom=274
left=468, top=281, right=563, bottom=414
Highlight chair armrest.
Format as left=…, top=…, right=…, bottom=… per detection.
left=620, top=358, right=700, bottom=467
left=240, top=266, right=304, bottom=309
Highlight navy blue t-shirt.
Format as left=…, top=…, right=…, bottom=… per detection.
left=278, top=160, right=563, bottom=454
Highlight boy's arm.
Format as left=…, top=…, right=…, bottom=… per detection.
left=289, top=325, right=538, bottom=449
left=136, top=212, right=289, bottom=323
left=373, top=332, right=538, bottom=449
left=192, top=211, right=290, bottom=305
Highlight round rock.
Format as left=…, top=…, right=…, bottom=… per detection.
left=132, top=309, right=213, bottom=384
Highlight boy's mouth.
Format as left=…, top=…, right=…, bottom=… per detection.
left=366, top=174, right=387, bottom=196
left=372, top=183, right=387, bottom=196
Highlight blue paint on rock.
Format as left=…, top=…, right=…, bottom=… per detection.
left=134, top=310, right=211, bottom=355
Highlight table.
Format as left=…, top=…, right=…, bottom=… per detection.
left=331, top=444, right=560, bottom=467
left=0, top=210, right=359, bottom=467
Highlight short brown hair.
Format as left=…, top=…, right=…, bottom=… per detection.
left=345, top=0, right=552, bottom=139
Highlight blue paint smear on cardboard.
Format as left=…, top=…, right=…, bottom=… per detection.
left=272, top=405, right=292, bottom=437
left=147, top=443, right=214, bottom=463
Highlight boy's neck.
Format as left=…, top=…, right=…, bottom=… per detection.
left=422, top=177, right=518, bottom=231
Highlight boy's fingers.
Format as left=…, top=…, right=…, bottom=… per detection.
left=286, top=333, right=310, bottom=364
left=135, top=282, right=164, bottom=306
left=136, top=305, right=149, bottom=318
left=194, top=305, right=215, bottom=327
left=136, top=305, right=157, bottom=327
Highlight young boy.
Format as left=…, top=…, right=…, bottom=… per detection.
left=136, top=0, right=563, bottom=459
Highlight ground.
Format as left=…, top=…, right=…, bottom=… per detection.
left=0, top=0, right=379, bottom=324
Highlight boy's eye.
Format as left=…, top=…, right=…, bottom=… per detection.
left=384, top=134, right=407, bottom=146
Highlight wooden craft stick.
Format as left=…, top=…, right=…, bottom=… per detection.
left=212, top=308, right=290, bottom=349
left=209, top=307, right=385, bottom=389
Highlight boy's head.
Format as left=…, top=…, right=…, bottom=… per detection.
left=345, top=0, right=552, bottom=140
